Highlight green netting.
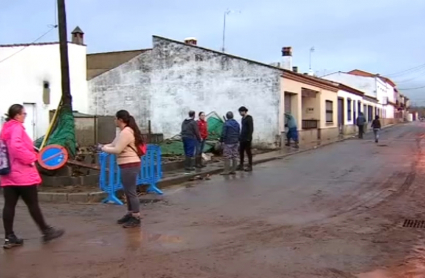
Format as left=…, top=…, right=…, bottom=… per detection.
left=160, top=115, right=224, bottom=156
left=34, top=104, right=76, bottom=157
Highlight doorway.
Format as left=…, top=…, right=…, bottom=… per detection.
left=337, top=97, right=344, bottom=134
left=23, top=103, right=36, bottom=140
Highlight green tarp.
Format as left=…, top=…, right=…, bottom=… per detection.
left=34, top=104, right=76, bottom=157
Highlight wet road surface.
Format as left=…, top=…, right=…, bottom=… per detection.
left=2, top=123, right=425, bottom=277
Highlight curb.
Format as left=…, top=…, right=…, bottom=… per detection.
left=38, top=123, right=399, bottom=204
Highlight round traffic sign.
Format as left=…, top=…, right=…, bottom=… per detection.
left=37, top=144, right=69, bottom=170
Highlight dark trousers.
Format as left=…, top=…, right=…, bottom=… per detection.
left=358, top=125, right=364, bottom=138
left=182, top=138, right=197, bottom=157
left=2, top=185, right=49, bottom=236
left=120, top=166, right=140, bottom=213
left=239, top=141, right=253, bottom=166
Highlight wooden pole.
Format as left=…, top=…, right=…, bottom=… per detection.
left=57, top=0, right=72, bottom=107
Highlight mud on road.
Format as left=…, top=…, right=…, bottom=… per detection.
left=2, top=123, right=425, bottom=278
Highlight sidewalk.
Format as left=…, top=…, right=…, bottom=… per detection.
left=36, top=124, right=397, bottom=203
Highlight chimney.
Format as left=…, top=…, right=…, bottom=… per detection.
left=71, top=26, right=84, bottom=45
left=292, top=66, right=298, bottom=73
left=184, top=37, right=197, bottom=46
left=281, top=47, right=292, bottom=70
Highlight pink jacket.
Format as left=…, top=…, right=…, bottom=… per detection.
left=0, top=120, right=41, bottom=186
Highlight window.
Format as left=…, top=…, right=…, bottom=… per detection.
left=353, top=100, right=357, bottom=125
left=325, top=100, right=333, bottom=123
left=368, top=105, right=373, bottom=122
left=347, top=98, right=352, bottom=121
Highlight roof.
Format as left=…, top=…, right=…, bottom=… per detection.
left=72, top=26, right=84, bottom=34
left=363, top=94, right=379, bottom=103
left=348, top=69, right=397, bottom=88
left=87, top=49, right=151, bottom=80
left=282, top=69, right=340, bottom=92
left=153, top=35, right=283, bottom=72
left=0, top=41, right=83, bottom=48
left=338, top=83, right=365, bottom=97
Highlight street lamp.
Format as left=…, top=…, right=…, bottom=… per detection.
left=309, top=46, right=315, bottom=70
left=222, top=9, right=241, bottom=53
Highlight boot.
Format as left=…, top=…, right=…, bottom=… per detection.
left=184, top=157, right=192, bottom=173
left=189, top=157, right=196, bottom=171
left=195, top=156, right=202, bottom=168
left=221, top=159, right=231, bottom=175
left=230, top=159, right=238, bottom=174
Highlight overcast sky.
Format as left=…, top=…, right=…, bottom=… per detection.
left=1, top=0, right=425, bottom=103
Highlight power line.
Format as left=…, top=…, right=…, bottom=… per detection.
left=384, top=63, right=425, bottom=77
left=398, top=85, right=425, bottom=90
left=394, top=71, right=425, bottom=83
left=0, top=26, right=57, bottom=64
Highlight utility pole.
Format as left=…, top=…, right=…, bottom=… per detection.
left=309, top=47, right=315, bottom=70
left=57, top=0, right=72, bottom=107
left=221, top=9, right=241, bottom=53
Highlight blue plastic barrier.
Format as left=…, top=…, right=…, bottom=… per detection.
left=99, top=144, right=163, bottom=205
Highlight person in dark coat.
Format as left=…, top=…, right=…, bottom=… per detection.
left=371, top=115, right=382, bottom=143
left=181, top=110, right=201, bottom=172
left=220, top=111, right=241, bottom=175
left=356, top=112, right=366, bottom=139
left=237, top=106, right=254, bottom=172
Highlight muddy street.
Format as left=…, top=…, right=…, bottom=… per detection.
left=2, top=123, right=425, bottom=278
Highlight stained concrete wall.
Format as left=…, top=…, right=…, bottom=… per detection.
left=89, top=36, right=282, bottom=147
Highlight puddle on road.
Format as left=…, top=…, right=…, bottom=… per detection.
left=83, top=230, right=182, bottom=247
left=357, top=243, right=425, bottom=278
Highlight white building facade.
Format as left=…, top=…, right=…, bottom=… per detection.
left=337, top=86, right=364, bottom=134
left=88, top=36, right=283, bottom=147
left=323, top=72, right=395, bottom=121
left=0, top=28, right=87, bottom=140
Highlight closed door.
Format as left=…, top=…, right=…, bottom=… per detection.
left=284, top=94, right=292, bottom=114
left=337, top=98, right=344, bottom=134
left=23, top=103, right=36, bottom=140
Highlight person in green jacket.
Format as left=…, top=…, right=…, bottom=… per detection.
left=284, top=113, right=299, bottom=148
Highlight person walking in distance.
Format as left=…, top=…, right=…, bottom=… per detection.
left=371, top=115, right=381, bottom=143
left=0, top=104, right=64, bottom=249
left=237, top=106, right=254, bottom=172
left=196, top=112, right=208, bottom=168
left=220, top=111, right=241, bottom=175
left=356, top=112, right=366, bottom=139
left=181, top=110, right=201, bottom=173
left=100, top=110, right=145, bottom=228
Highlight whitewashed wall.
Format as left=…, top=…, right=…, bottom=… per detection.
left=324, top=72, right=395, bottom=119
left=0, top=43, right=87, bottom=139
left=89, top=37, right=282, bottom=147
left=337, top=90, right=362, bottom=125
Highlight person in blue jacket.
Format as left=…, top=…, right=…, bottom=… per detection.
left=284, top=113, right=299, bottom=148
left=220, top=111, right=241, bottom=175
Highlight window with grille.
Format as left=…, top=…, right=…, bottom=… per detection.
left=326, top=100, right=333, bottom=123
left=347, top=98, right=352, bottom=121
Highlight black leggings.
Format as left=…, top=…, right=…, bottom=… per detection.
left=2, top=186, right=49, bottom=236
left=240, top=141, right=253, bottom=166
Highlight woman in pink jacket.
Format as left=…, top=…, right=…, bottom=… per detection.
left=0, top=104, right=64, bottom=249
